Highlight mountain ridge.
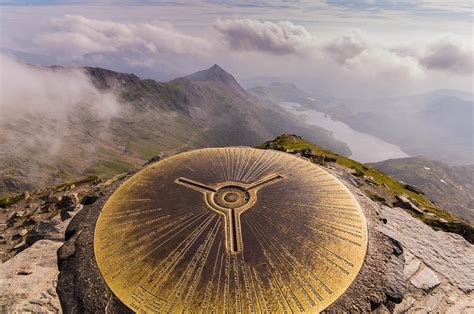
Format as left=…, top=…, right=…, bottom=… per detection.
left=0, top=63, right=350, bottom=196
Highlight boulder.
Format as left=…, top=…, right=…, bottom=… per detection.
left=80, top=194, right=98, bottom=206
left=410, top=266, right=440, bottom=291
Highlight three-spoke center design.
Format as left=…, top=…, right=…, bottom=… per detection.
left=175, top=174, right=283, bottom=254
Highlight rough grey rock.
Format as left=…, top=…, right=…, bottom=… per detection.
left=410, top=265, right=440, bottom=291
left=403, top=251, right=421, bottom=278
left=394, top=296, right=415, bottom=313
left=378, top=206, right=474, bottom=293
left=0, top=240, right=62, bottom=313
left=446, top=294, right=474, bottom=313
left=57, top=181, right=131, bottom=314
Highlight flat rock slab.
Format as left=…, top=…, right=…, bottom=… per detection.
left=0, top=239, right=62, bottom=313
left=404, top=251, right=421, bottom=278
left=410, top=266, right=440, bottom=291
left=378, top=205, right=474, bottom=293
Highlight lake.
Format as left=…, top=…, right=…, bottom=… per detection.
left=280, top=102, right=410, bottom=163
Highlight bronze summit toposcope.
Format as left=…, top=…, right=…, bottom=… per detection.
left=94, top=147, right=368, bottom=312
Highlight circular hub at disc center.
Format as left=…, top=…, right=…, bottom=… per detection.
left=213, top=186, right=250, bottom=208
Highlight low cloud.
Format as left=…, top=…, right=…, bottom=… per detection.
left=420, top=36, right=473, bottom=74
left=35, top=15, right=212, bottom=58
left=0, top=53, right=119, bottom=118
left=0, top=53, right=120, bottom=160
left=213, top=18, right=314, bottom=55
left=323, top=32, right=366, bottom=64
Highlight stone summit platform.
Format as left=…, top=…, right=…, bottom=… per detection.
left=56, top=147, right=410, bottom=313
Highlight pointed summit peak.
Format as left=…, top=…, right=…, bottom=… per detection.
left=186, top=64, right=242, bottom=89
left=209, top=64, right=223, bottom=71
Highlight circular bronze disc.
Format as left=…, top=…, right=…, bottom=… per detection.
left=94, top=147, right=368, bottom=313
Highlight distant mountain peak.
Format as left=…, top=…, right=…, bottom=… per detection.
left=186, top=64, right=243, bottom=90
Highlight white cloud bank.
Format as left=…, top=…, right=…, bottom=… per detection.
left=4, top=14, right=469, bottom=97
left=35, top=15, right=212, bottom=58
left=213, top=18, right=472, bottom=78
left=214, top=18, right=314, bottom=55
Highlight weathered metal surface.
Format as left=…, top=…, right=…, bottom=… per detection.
left=94, top=147, right=368, bottom=313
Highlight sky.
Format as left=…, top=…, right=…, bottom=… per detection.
left=0, top=0, right=473, bottom=97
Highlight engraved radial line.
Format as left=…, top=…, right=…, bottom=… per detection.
left=229, top=148, right=236, bottom=180
left=223, top=148, right=232, bottom=181
left=237, top=252, right=251, bottom=313
left=216, top=149, right=229, bottom=182
left=108, top=211, right=214, bottom=280
left=239, top=148, right=258, bottom=182
left=213, top=253, right=225, bottom=313
left=255, top=204, right=363, bottom=229
left=241, top=149, right=266, bottom=182
left=202, top=239, right=222, bottom=314
left=246, top=216, right=306, bottom=311
left=257, top=205, right=363, bottom=237
left=226, top=148, right=232, bottom=181
left=139, top=214, right=219, bottom=292
left=100, top=207, right=163, bottom=219
left=236, top=148, right=250, bottom=181
left=254, top=208, right=356, bottom=268
left=236, top=148, right=247, bottom=181
left=255, top=206, right=362, bottom=247
left=246, top=217, right=290, bottom=308
left=246, top=151, right=282, bottom=182
left=245, top=150, right=274, bottom=181
left=242, top=148, right=258, bottom=181
left=252, top=211, right=351, bottom=273
left=247, top=263, right=262, bottom=313
left=247, top=215, right=332, bottom=296
left=198, top=149, right=220, bottom=181
left=233, top=148, right=243, bottom=181
left=98, top=211, right=205, bottom=257
left=97, top=206, right=205, bottom=243
left=224, top=148, right=232, bottom=181
left=247, top=216, right=318, bottom=309
left=252, top=219, right=323, bottom=306
left=207, top=149, right=224, bottom=181
left=106, top=212, right=213, bottom=281
left=100, top=208, right=208, bottom=260
left=259, top=200, right=360, bottom=213
left=232, top=147, right=239, bottom=180
left=256, top=154, right=290, bottom=182
left=231, top=148, right=238, bottom=181
left=164, top=217, right=219, bottom=313
left=182, top=219, right=220, bottom=311
left=99, top=209, right=208, bottom=266
left=257, top=204, right=363, bottom=221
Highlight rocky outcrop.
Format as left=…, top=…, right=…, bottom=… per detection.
left=0, top=177, right=98, bottom=262
left=0, top=177, right=100, bottom=313
left=379, top=205, right=474, bottom=313
left=53, top=155, right=407, bottom=313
